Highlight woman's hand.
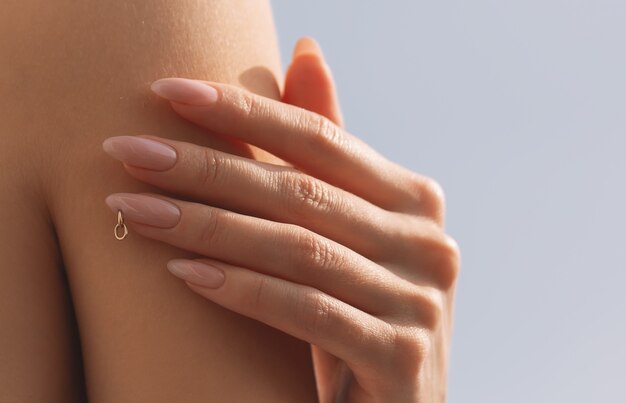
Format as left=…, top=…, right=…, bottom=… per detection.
left=102, top=37, right=459, bottom=403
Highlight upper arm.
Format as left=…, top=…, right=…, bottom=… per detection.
left=2, top=1, right=317, bottom=401
left=0, top=139, right=85, bottom=402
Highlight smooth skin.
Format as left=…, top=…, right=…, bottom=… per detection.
left=2, top=1, right=322, bottom=401
left=103, top=38, right=460, bottom=402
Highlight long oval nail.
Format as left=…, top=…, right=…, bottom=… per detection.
left=150, top=78, right=219, bottom=106
left=167, top=259, right=225, bottom=289
left=102, top=136, right=177, bottom=171
left=105, top=193, right=181, bottom=228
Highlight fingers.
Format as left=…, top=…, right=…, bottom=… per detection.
left=167, top=257, right=395, bottom=376
left=149, top=77, right=442, bottom=220
left=104, top=192, right=418, bottom=317
left=102, top=134, right=402, bottom=263
left=283, top=36, right=344, bottom=127
left=102, top=133, right=457, bottom=287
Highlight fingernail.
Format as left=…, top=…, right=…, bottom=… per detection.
left=102, top=136, right=177, bottom=171
left=167, top=259, right=225, bottom=289
left=105, top=193, right=181, bottom=228
left=150, top=78, right=219, bottom=106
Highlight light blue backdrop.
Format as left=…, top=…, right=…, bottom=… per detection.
left=272, top=1, right=626, bottom=402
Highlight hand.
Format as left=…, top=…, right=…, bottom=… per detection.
left=103, top=37, right=460, bottom=403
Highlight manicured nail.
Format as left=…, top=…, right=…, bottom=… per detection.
left=150, top=78, right=219, bottom=106
left=102, top=136, right=177, bottom=171
left=167, top=259, right=225, bottom=289
left=105, top=193, right=181, bottom=228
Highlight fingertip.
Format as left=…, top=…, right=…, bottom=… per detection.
left=283, top=57, right=344, bottom=127
left=293, top=36, right=324, bottom=61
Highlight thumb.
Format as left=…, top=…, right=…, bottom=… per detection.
left=282, top=37, right=345, bottom=128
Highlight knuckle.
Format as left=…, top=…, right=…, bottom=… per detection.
left=290, top=174, right=336, bottom=216
left=404, top=287, right=444, bottom=330
left=391, top=327, right=431, bottom=379
left=297, top=230, right=341, bottom=274
left=250, top=275, right=270, bottom=311
left=236, top=89, right=266, bottom=120
left=409, top=174, right=446, bottom=221
left=421, top=176, right=446, bottom=208
left=197, top=208, right=224, bottom=246
left=406, top=224, right=461, bottom=289
left=297, top=289, right=333, bottom=339
left=200, top=148, right=229, bottom=188
left=307, top=113, right=345, bottom=151
left=434, top=233, right=461, bottom=288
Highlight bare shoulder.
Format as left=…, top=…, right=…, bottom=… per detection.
left=0, top=116, right=86, bottom=400
left=2, top=1, right=317, bottom=401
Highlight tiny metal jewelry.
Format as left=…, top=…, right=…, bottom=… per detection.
left=114, top=209, right=129, bottom=240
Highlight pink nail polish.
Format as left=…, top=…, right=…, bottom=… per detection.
left=167, top=259, right=225, bottom=289
left=102, top=136, right=177, bottom=171
left=105, top=193, right=181, bottom=228
left=150, top=78, right=219, bottom=106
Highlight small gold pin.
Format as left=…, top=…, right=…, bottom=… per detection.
left=114, top=209, right=129, bottom=240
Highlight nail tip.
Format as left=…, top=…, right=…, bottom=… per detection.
left=150, top=80, right=165, bottom=96
left=104, top=195, right=116, bottom=212
left=149, top=77, right=217, bottom=105
left=104, top=193, right=129, bottom=209
left=102, top=137, right=113, bottom=151
left=151, top=77, right=186, bottom=89
left=166, top=260, right=188, bottom=279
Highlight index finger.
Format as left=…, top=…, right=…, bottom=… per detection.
left=150, top=78, right=444, bottom=221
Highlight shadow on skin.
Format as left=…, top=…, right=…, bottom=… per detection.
left=236, top=65, right=288, bottom=166
left=239, top=65, right=281, bottom=98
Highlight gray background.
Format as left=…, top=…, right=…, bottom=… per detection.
left=272, top=1, right=626, bottom=402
